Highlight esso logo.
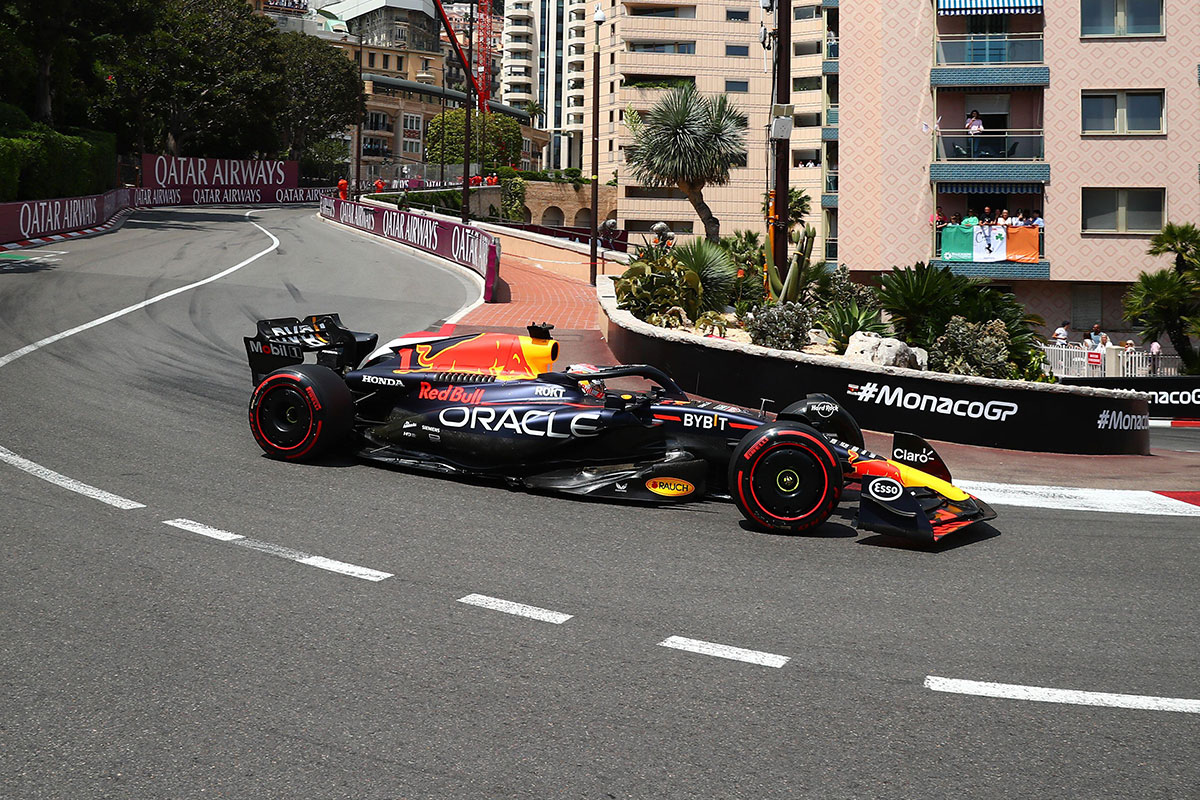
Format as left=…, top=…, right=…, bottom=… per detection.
left=866, top=477, right=904, bottom=503
left=809, top=401, right=838, bottom=418
left=646, top=478, right=695, bottom=497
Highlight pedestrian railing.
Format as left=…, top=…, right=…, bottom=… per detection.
left=1039, top=343, right=1182, bottom=378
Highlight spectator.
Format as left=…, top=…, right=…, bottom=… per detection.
left=962, top=209, right=980, bottom=226
left=980, top=206, right=995, bottom=224
left=1088, top=323, right=1102, bottom=346
left=337, top=177, right=348, bottom=200
left=996, top=208, right=1011, bottom=226
left=1098, top=332, right=1115, bottom=349
left=1150, top=340, right=1162, bottom=375
left=1051, top=320, right=1070, bottom=345
left=965, top=110, right=984, bottom=157
left=950, top=213, right=963, bottom=224
left=1030, top=209, right=1045, bottom=228
left=373, top=178, right=385, bottom=194
left=929, top=206, right=948, bottom=229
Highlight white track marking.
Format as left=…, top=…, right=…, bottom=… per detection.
left=162, top=519, right=393, bottom=582
left=0, top=445, right=145, bottom=509
left=297, top=555, right=392, bottom=582
left=0, top=211, right=277, bottom=511
left=0, top=210, right=279, bottom=369
left=162, top=518, right=244, bottom=541
left=658, top=636, right=790, bottom=668
left=925, top=675, right=1200, bottom=713
left=457, top=593, right=573, bottom=624
left=957, top=480, right=1200, bottom=517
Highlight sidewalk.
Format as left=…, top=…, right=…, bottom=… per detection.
left=453, top=253, right=1200, bottom=492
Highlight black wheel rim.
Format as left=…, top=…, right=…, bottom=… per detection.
left=750, top=447, right=826, bottom=520
left=258, top=386, right=312, bottom=448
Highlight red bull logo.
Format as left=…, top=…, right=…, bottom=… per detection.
left=417, top=381, right=485, bottom=405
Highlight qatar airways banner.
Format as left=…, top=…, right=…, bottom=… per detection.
left=320, top=195, right=500, bottom=302
left=143, top=154, right=300, bottom=190
left=0, top=188, right=134, bottom=245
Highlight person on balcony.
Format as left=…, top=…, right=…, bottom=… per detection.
left=965, top=110, right=984, bottom=157
left=1052, top=320, right=1070, bottom=346
left=1030, top=210, right=1045, bottom=228
left=962, top=209, right=980, bottom=227
left=996, top=209, right=1011, bottom=226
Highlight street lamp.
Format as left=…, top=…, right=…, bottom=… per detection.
left=589, top=3, right=605, bottom=286
left=461, top=4, right=475, bottom=223
left=342, top=31, right=365, bottom=197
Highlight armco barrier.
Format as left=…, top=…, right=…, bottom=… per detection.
left=598, top=280, right=1150, bottom=455
left=1062, top=376, right=1200, bottom=419
left=319, top=195, right=500, bottom=302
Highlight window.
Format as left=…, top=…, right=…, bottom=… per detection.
left=793, top=76, right=821, bottom=92
left=1082, top=90, right=1164, bottom=134
left=630, top=6, right=695, bottom=18
left=794, top=5, right=819, bottom=20
left=1081, top=0, right=1162, bottom=36
left=725, top=80, right=749, bottom=93
left=726, top=44, right=749, bottom=57
left=626, top=219, right=695, bottom=233
left=402, top=139, right=421, bottom=154
left=367, top=52, right=376, bottom=68
left=626, top=186, right=687, bottom=199
left=403, top=113, right=422, bottom=132
left=629, top=42, right=696, bottom=54
left=382, top=54, right=390, bottom=69
left=726, top=8, right=749, bottom=21
left=1082, top=188, right=1164, bottom=232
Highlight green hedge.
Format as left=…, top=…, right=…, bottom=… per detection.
left=0, top=123, right=117, bottom=202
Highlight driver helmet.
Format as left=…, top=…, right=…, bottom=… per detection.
left=567, top=363, right=606, bottom=398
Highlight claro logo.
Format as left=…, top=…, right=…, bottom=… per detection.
left=847, top=382, right=1019, bottom=422
left=865, top=477, right=904, bottom=503
left=646, top=478, right=695, bottom=497
left=892, top=446, right=935, bottom=464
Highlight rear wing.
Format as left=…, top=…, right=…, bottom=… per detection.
left=243, top=313, right=379, bottom=384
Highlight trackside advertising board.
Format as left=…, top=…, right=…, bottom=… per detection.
left=0, top=188, right=134, bottom=245
left=140, top=154, right=325, bottom=205
left=1062, top=376, right=1200, bottom=419
left=606, top=318, right=1151, bottom=455
left=319, top=195, right=500, bottom=302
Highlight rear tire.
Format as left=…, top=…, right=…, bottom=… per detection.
left=728, top=422, right=843, bottom=532
left=248, top=365, right=353, bottom=460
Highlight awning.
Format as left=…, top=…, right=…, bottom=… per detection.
left=937, top=0, right=1042, bottom=15
left=938, top=182, right=1043, bottom=194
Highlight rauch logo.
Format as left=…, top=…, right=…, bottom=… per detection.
left=646, top=478, right=695, bottom=497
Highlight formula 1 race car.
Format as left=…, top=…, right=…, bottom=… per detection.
left=244, top=315, right=996, bottom=543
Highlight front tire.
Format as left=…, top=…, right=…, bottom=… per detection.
left=248, top=365, right=353, bottom=460
left=728, top=422, right=843, bottom=532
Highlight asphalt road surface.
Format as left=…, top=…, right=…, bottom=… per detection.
left=2, top=207, right=1197, bottom=800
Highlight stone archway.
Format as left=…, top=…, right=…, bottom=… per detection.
left=522, top=205, right=532, bottom=224
left=541, top=206, right=564, bottom=227
left=573, top=208, right=592, bottom=228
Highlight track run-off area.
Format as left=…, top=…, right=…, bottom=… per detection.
left=2, top=206, right=1197, bottom=799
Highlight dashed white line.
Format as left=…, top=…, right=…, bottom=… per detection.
left=162, top=518, right=244, bottom=541
left=457, top=593, right=573, bottom=624
left=162, top=518, right=393, bottom=582
left=925, top=675, right=1200, bottom=713
left=0, top=445, right=145, bottom=510
left=658, top=635, right=790, bottom=668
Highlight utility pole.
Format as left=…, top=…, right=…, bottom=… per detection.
left=590, top=4, right=605, bottom=285
left=354, top=32, right=364, bottom=198
left=771, top=0, right=791, bottom=274
left=461, top=5, right=475, bottom=223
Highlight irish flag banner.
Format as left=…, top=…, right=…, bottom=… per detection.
left=940, top=224, right=974, bottom=261
left=972, top=225, right=1007, bottom=262
left=1005, top=225, right=1040, bottom=263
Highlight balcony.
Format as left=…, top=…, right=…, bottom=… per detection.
left=506, top=38, right=534, bottom=52
left=825, top=104, right=838, bottom=126
left=935, top=33, right=1043, bottom=65
left=509, top=5, right=534, bottom=19
left=824, top=170, right=838, bottom=193
left=930, top=65, right=1049, bottom=87
left=508, top=20, right=534, bottom=34
left=935, top=129, right=1043, bottom=161
left=930, top=226, right=1048, bottom=279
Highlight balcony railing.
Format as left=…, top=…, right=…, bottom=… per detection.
left=826, top=104, right=838, bottom=125
left=935, top=33, right=1044, bottom=65
left=1039, top=343, right=1182, bottom=378
left=824, top=237, right=837, bottom=262
left=932, top=226, right=1044, bottom=260
left=825, top=171, right=838, bottom=193
left=825, top=40, right=838, bottom=59
left=935, top=129, right=1044, bottom=161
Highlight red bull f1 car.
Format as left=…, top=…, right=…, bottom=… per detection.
left=244, top=315, right=996, bottom=543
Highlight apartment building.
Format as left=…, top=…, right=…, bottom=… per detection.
left=500, top=2, right=828, bottom=244
left=838, top=0, right=1200, bottom=334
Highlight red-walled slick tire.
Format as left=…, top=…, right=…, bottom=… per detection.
left=248, top=365, right=353, bottom=460
left=728, top=422, right=843, bottom=533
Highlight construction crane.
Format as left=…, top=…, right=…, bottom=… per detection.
left=431, top=0, right=490, bottom=113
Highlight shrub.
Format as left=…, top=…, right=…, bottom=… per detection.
left=563, top=167, right=581, bottom=179
left=500, top=175, right=526, bottom=221
left=497, top=165, right=518, bottom=180
left=695, top=311, right=729, bottom=336
left=615, top=260, right=702, bottom=324
left=747, top=302, right=813, bottom=351
left=822, top=263, right=880, bottom=312
left=818, top=300, right=889, bottom=354
left=671, top=238, right=738, bottom=312
left=0, top=103, right=32, bottom=135
left=930, top=316, right=1014, bottom=379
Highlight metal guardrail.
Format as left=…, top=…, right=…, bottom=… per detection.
left=935, top=33, right=1044, bottom=65
left=935, top=129, right=1044, bottom=161
left=1039, top=343, right=1182, bottom=378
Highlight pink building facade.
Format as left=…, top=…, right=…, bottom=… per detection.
left=837, top=0, right=1200, bottom=341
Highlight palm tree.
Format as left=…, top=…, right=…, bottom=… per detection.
left=623, top=85, right=748, bottom=242
left=1147, top=222, right=1200, bottom=275
left=522, top=100, right=545, bottom=126
left=1123, top=269, right=1200, bottom=372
